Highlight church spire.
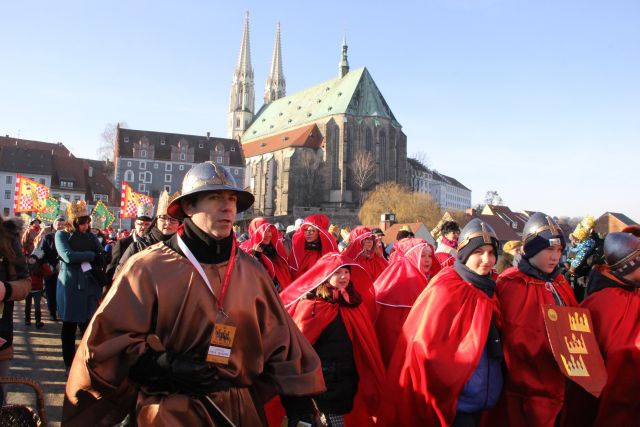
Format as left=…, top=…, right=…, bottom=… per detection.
left=228, top=11, right=255, bottom=140
left=264, top=22, right=286, bottom=105
left=339, top=35, right=349, bottom=78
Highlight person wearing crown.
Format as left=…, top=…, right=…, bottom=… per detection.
left=382, top=219, right=503, bottom=426
left=116, top=191, right=181, bottom=273
left=63, top=162, right=325, bottom=426
left=563, top=231, right=640, bottom=426
left=105, top=200, right=153, bottom=284
left=55, top=200, right=104, bottom=371
left=489, top=213, right=578, bottom=427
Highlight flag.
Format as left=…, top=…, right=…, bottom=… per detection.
left=14, top=175, right=50, bottom=213
left=120, top=182, right=154, bottom=218
left=36, top=197, right=61, bottom=222
left=91, top=200, right=116, bottom=229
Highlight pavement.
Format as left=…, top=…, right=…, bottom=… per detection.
left=4, top=300, right=66, bottom=426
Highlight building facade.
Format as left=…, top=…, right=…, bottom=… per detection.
left=407, top=157, right=471, bottom=211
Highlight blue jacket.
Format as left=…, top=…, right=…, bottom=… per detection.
left=457, top=341, right=504, bottom=413
left=55, top=230, right=101, bottom=322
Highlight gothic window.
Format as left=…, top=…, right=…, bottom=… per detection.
left=365, top=127, right=373, bottom=152
left=379, top=130, right=387, bottom=179
left=331, top=125, right=340, bottom=190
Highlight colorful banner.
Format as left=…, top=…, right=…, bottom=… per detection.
left=91, top=200, right=116, bottom=229
left=120, top=182, right=154, bottom=218
left=36, top=197, right=61, bottom=222
left=542, top=305, right=607, bottom=397
left=14, top=175, right=50, bottom=213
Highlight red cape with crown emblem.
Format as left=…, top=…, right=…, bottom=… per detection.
left=342, top=226, right=389, bottom=281
left=373, top=238, right=440, bottom=366
left=381, top=266, right=500, bottom=426
left=240, top=217, right=292, bottom=289
left=487, top=267, right=578, bottom=427
left=287, top=214, right=338, bottom=280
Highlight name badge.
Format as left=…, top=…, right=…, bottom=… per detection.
left=206, top=311, right=236, bottom=365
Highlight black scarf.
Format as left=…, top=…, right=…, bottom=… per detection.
left=261, top=243, right=276, bottom=257
left=518, top=257, right=561, bottom=283
left=305, top=240, right=322, bottom=251
left=150, top=226, right=173, bottom=243
left=454, top=260, right=502, bottom=360
left=169, top=218, right=233, bottom=264
left=586, top=267, right=637, bottom=296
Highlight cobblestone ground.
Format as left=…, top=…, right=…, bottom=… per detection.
left=4, top=299, right=66, bottom=426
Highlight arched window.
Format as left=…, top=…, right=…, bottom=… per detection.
left=365, top=127, right=373, bottom=152
left=124, top=170, right=134, bottom=182
left=379, top=130, right=387, bottom=180
left=330, top=124, right=341, bottom=190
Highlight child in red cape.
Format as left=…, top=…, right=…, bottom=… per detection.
left=489, top=213, right=578, bottom=427
left=562, top=232, right=640, bottom=426
left=275, top=252, right=385, bottom=426
left=287, top=214, right=338, bottom=279
left=342, top=226, right=389, bottom=281
left=382, top=219, right=504, bottom=427
left=239, top=217, right=292, bottom=290
left=373, top=238, right=440, bottom=366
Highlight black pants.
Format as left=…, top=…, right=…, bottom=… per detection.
left=61, top=321, right=88, bottom=368
left=44, top=274, right=58, bottom=319
left=24, top=291, right=43, bottom=323
left=453, top=412, right=481, bottom=427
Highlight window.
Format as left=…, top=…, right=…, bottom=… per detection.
left=164, top=185, right=171, bottom=192
left=138, top=183, right=146, bottom=192
left=234, top=169, right=239, bottom=175
left=127, top=161, right=132, bottom=167
left=160, top=137, right=166, bottom=145
left=39, top=178, right=46, bottom=185
left=139, top=171, right=152, bottom=183
left=124, top=136, right=129, bottom=143
left=52, top=193, right=60, bottom=199
left=4, top=190, right=10, bottom=200
left=140, top=161, right=146, bottom=170
left=199, top=143, right=204, bottom=148
left=5, top=176, right=12, bottom=184
left=165, top=163, right=172, bottom=172
left=165, top=174, right=172, bottom=183
left=217, top=157, right=223, bottom=163
left=60, top=180, right=74, bottom=188
left=141, top=150, right=147, bottom=158
left=3, top=208, right=9, bottom=217
left=124, top=170, right=134, bottom=182
left=154, top=163, right=159, bottom=169
left=74, top=196, right=81, bottom=202
left=93, top=194, right=109, bottom=203
left=180, top=153, right=186, bottom=161
left=230, top=146, right=235, bottom=152
left=179, top=165, right=184, bottom=171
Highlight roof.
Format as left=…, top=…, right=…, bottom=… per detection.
left=0, top=136, right=71, bottom=156
left=380, top=223, right=432, bottom=245
left=116, top=127, right=244, bottom=166
left=431, top=169, right=471, bottom=191
left=607, top=212, right=637, bottom=226
left=483, top=205, right=529, bottom=233
left=242, top=124, right=322, bottom=157
left=51, top=155, right=87, bottom=191
left=595, top=212, right=638, bottom=234
left=0, top=146, right=53, bottom=175
left=243, top=67, right=398, bottom=142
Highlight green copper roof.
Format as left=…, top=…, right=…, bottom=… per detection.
left=242, top=67, right=398, bottom=142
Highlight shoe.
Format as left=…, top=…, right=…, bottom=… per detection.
left=36, top=322, right=44, bottom=329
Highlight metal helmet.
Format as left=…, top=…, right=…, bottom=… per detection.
left=457, top=218, right=500, bottom=263
left=604, top=232, right=640, bottom=278
left=167, top=161, right=254, bottom=219
left=522, top=212, right=566, bottom=258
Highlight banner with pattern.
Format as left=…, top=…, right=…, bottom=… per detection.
left=120, top=182, right=154, bottom=218
left=14, top=175, right=50, bottom=213
left=36, top=197, right=61, bottom=222
left=91, top=200, right=116, bottom=229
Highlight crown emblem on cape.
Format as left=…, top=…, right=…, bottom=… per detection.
left=569, top=312, right=591, bottom=333
left=67, top=200, right=89, bottom=221
left=564, top=333, right=588, bottom=355
left=561, top=354, right=590, bottom=377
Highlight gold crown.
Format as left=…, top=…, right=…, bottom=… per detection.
left=561, top=354, right=590, bottom=377
left=67, top=200, right=89, bottom=221
left=564, top=333, right=588, bottom=355
left=569, top=312, right=591, bottom=333
left=156, top=191, right=181, bottom=216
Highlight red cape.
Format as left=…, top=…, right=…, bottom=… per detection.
left=287, top=214, right=338, bottom=279
left=488, top=267, right=578, bottom=427
left=342, top=226, right=389, bottom=281
left=239, top=217, right=292, bottom=289
left=382, top=267, right=500, bottom=426
left=269, top=253, right=384, bottom=426
left=373, top=238, right=440, bottom=366
left=563, top=266, right=640, bottom=427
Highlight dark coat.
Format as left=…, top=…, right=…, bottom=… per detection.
left=105, top=234, right=134, bottom=282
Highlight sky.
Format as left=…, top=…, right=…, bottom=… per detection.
left=1, top=0, right=638, bottom=220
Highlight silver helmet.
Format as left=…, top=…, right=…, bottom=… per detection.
left=167, top=161, right=254, bottom=219
left=604, top=232, right=640, bottom=278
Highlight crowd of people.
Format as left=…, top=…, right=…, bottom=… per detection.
left=0, top=160, right=637, bottom=426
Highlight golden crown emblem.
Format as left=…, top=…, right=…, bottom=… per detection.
left=569, top=312, right=591, bottom=333
left=67, top=200, right=89, bottom=221
left=564, top=333, right=588, bottom=355
left=561, top=354, right=590, bottom=377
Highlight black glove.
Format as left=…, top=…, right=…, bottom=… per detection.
left=129, top=349, right=220, bottom=395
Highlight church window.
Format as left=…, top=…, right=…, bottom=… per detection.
left=330, top=125, right=340, bottom=190
left=365, top=127, right=373, bottom=152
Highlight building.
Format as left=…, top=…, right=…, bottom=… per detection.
left=234, top=18, right=407, bottom=218
left=595, top=212, right=638, bottom=234
left=113, top=126, right=245, bottom=199
left=407, top=158, right=472, bottom=211
left=481, top=204, right=531, bottom=237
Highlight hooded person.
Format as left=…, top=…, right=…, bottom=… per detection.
left=562, top=232, right=640, bottom=427
left=373, top=238, right=440, bottom=366
left=287, top=213, right=338, bottom=279
left=382, top=219, right=503, bottom=426
left=342, top=226, right=389, bottom=281
left=239, top=217, right=292, bottom=291
left=274, top=252, right=385, bottom=426
left=488, top=213, right=578, bottom=427
left=116, top=191, right=182, bottom=274
left=435, top=220, right=460, bottom=268
left=63, top=161, right=325, bottom=426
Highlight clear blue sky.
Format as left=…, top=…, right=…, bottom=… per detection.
left=2, top=1, right=638, bottom=220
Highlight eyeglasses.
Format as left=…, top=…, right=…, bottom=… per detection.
left=157, top=215, right=181, bottom=224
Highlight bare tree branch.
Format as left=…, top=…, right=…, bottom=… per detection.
left=297, top=150, right=325, bottom=206
left=97, top=121, right=128, bottom=162
left=349, top=150, right=377, bottom=204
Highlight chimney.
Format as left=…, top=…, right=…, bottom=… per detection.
left=379, top=212, right=397, bottom=231
left=466, top=208, right=476, bottom=216
left=206, top=132, right=210, bottom=140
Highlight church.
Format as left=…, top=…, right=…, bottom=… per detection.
left=230, top=13, right=408, bottom=218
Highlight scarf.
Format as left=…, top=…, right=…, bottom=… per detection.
left=517, top=257, right=560, bottom=283
left=441, top=235, right=458, bottom=250
left=454, top=260, right=502, bottom=359
left=304, top=240, right=322, bottom=251
left=177, top=218, right=233, bottom=264
left=261, top=243, right=276, bottom=257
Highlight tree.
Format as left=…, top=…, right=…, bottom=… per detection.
left=297, top=149, right=325, bottom=206
left=349, top=150, right=377, bottom=204
left=410, top=150, right=431, bottom=169
left=97, top=121, right=128, bottom=162
left=358, top=182, right=442, bottom=230
left=483, top=190, right=504, bottom=206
